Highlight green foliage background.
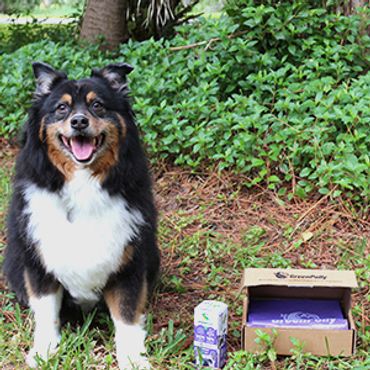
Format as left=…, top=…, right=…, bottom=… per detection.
left=0, top=0, right=40, bottom=14
left=0, top=1, right=369, bottom=206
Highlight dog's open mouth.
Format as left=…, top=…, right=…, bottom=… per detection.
left=60, top=134, right=105, bottom=162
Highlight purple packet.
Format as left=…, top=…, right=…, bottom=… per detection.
left=247, top=299, right=348, bottom=330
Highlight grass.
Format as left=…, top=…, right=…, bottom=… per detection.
left=0, top=4, right=80, bottom=18
left=30, top=5, right=79, bottom=18
left=0, top=143, right=369, bottom=369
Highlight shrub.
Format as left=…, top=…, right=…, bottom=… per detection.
left=0, top=3, right=369, bottom=206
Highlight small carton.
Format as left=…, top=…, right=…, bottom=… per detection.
left=241, top=268, right=358, bottom=356
left=194, top=300, right=228, bottom=368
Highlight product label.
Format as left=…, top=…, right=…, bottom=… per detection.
left=194, top=300, right=228, bottom=368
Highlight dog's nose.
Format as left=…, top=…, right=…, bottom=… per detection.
left=71, top=114, right=89, bottom=130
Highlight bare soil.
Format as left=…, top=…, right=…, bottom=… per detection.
left=152, top=163, right=370, bottom=352
left=0, top=140, right=369, bottom=361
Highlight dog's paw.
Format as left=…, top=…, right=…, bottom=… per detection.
left=114, top=320, right=150, bottom=369
left=25, top=349, right=39, bottom=369
left=117, top=354, right=151, bottom=370
left=26, top=347, right=50, bottom=368
left=26, top=336, right=60, bottom=368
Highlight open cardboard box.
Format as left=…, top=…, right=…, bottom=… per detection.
left=241, top=268, right=358, bottom=356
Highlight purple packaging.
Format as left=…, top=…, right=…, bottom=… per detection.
left=194, top=300, right=228, bottom=368
left=247, top=299, right=348, bottom=330
left=194, top=343, right=227, bottom=369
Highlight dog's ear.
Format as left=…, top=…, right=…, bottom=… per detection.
left=91, top=63, right=134, bottom=93
left=32, top=62, right=67, bottom=97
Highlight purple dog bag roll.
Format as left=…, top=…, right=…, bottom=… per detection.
left=247, top=299, right=348, bottom=330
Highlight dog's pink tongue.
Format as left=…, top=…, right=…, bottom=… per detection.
left=70, top=137, right=94, bottom=161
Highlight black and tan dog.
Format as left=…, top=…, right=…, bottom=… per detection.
left=3, top=62, right=160, bottom=369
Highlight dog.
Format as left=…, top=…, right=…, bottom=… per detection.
left=3, top=61, right=160, bottom=369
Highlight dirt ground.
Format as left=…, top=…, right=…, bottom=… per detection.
left=151, top=161, right=370, bottom=351
left=0, top=139, right=369, bottom=360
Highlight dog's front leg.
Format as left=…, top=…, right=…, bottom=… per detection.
left=24, top=270, right=63, bottom=368
left=104, top=274, right=150, bottom=370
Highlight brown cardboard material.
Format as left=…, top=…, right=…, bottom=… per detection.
left=241, top=268, right=358, bottom=356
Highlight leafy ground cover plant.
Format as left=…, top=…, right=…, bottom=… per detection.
left=0, top=2, right=369, bottom=206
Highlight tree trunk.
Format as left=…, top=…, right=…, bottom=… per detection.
left=80, top=0, right=128, bottom=49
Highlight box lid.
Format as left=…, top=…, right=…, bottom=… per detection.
left=242, top=268, right=358, bottom=289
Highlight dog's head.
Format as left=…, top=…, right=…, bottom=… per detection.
left=31, top=62, right=134, bottom=180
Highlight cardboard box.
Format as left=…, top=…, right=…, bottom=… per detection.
left=241, top=268, right=358, bottom=356
left=194, top=300, right=228, bottom=368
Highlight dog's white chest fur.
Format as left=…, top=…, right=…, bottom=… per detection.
left=23, top=170, right=144, bottom=303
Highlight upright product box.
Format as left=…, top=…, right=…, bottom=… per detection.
left=194, top=300, right=228, bottom=368
left=241, top=268, right=358, bottom=356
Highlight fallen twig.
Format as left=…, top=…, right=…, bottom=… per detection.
left=169, top=30, right=248, bottom=51
left=290, top=187, right=338, bottom=237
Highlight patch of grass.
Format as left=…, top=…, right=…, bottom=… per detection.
left=0, top=301, right=114, bottom=369
left=0, top=164, right=12, bottom=264
left=0, top=150, right=369, bottom=369
left=0, top=166, right=11, bottom=215
left=30, top=4, right=80, bottom=18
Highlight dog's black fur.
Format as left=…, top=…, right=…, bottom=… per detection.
left=4, top=62, right=160, bottom=330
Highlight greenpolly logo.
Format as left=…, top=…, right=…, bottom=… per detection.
left=202, top=313, right=210, bottom=321
left=274, top=272, right=327, bottom=280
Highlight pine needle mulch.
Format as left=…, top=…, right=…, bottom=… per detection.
left=152, top=164, right=369, bottom=352
left=0, top=141, right=369, bottom=362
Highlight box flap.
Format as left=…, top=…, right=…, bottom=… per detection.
left=242, top=268, right=358, bottom=289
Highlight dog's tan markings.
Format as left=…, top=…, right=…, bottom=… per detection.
left=117, top=114, right=127, bottom=140
left=104, top=287, right=122, bottom=321
left=86, top=91, right=97, bottom=105
left=104, top=244, right=145, bottom=323
left=24, top=269, right=59, bottom=300
left=39, top=117, right=46, bottom=143
left=89, top=119, right=119, bottom=181
left=24, top=269, right=35, bottom=299
left=46, top=124, right=76, bottom=181
left=60, top=94, right=72, bottom=105
left=104, top=279, right=148, bottom=324
left=121, top=244, right=134, bottom=268
left=134, top=280, right=148, bottom=323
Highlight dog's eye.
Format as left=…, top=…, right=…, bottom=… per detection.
left=92, top=101, right=103, bottom=111
left=56, top=103, right=68, bottom=113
